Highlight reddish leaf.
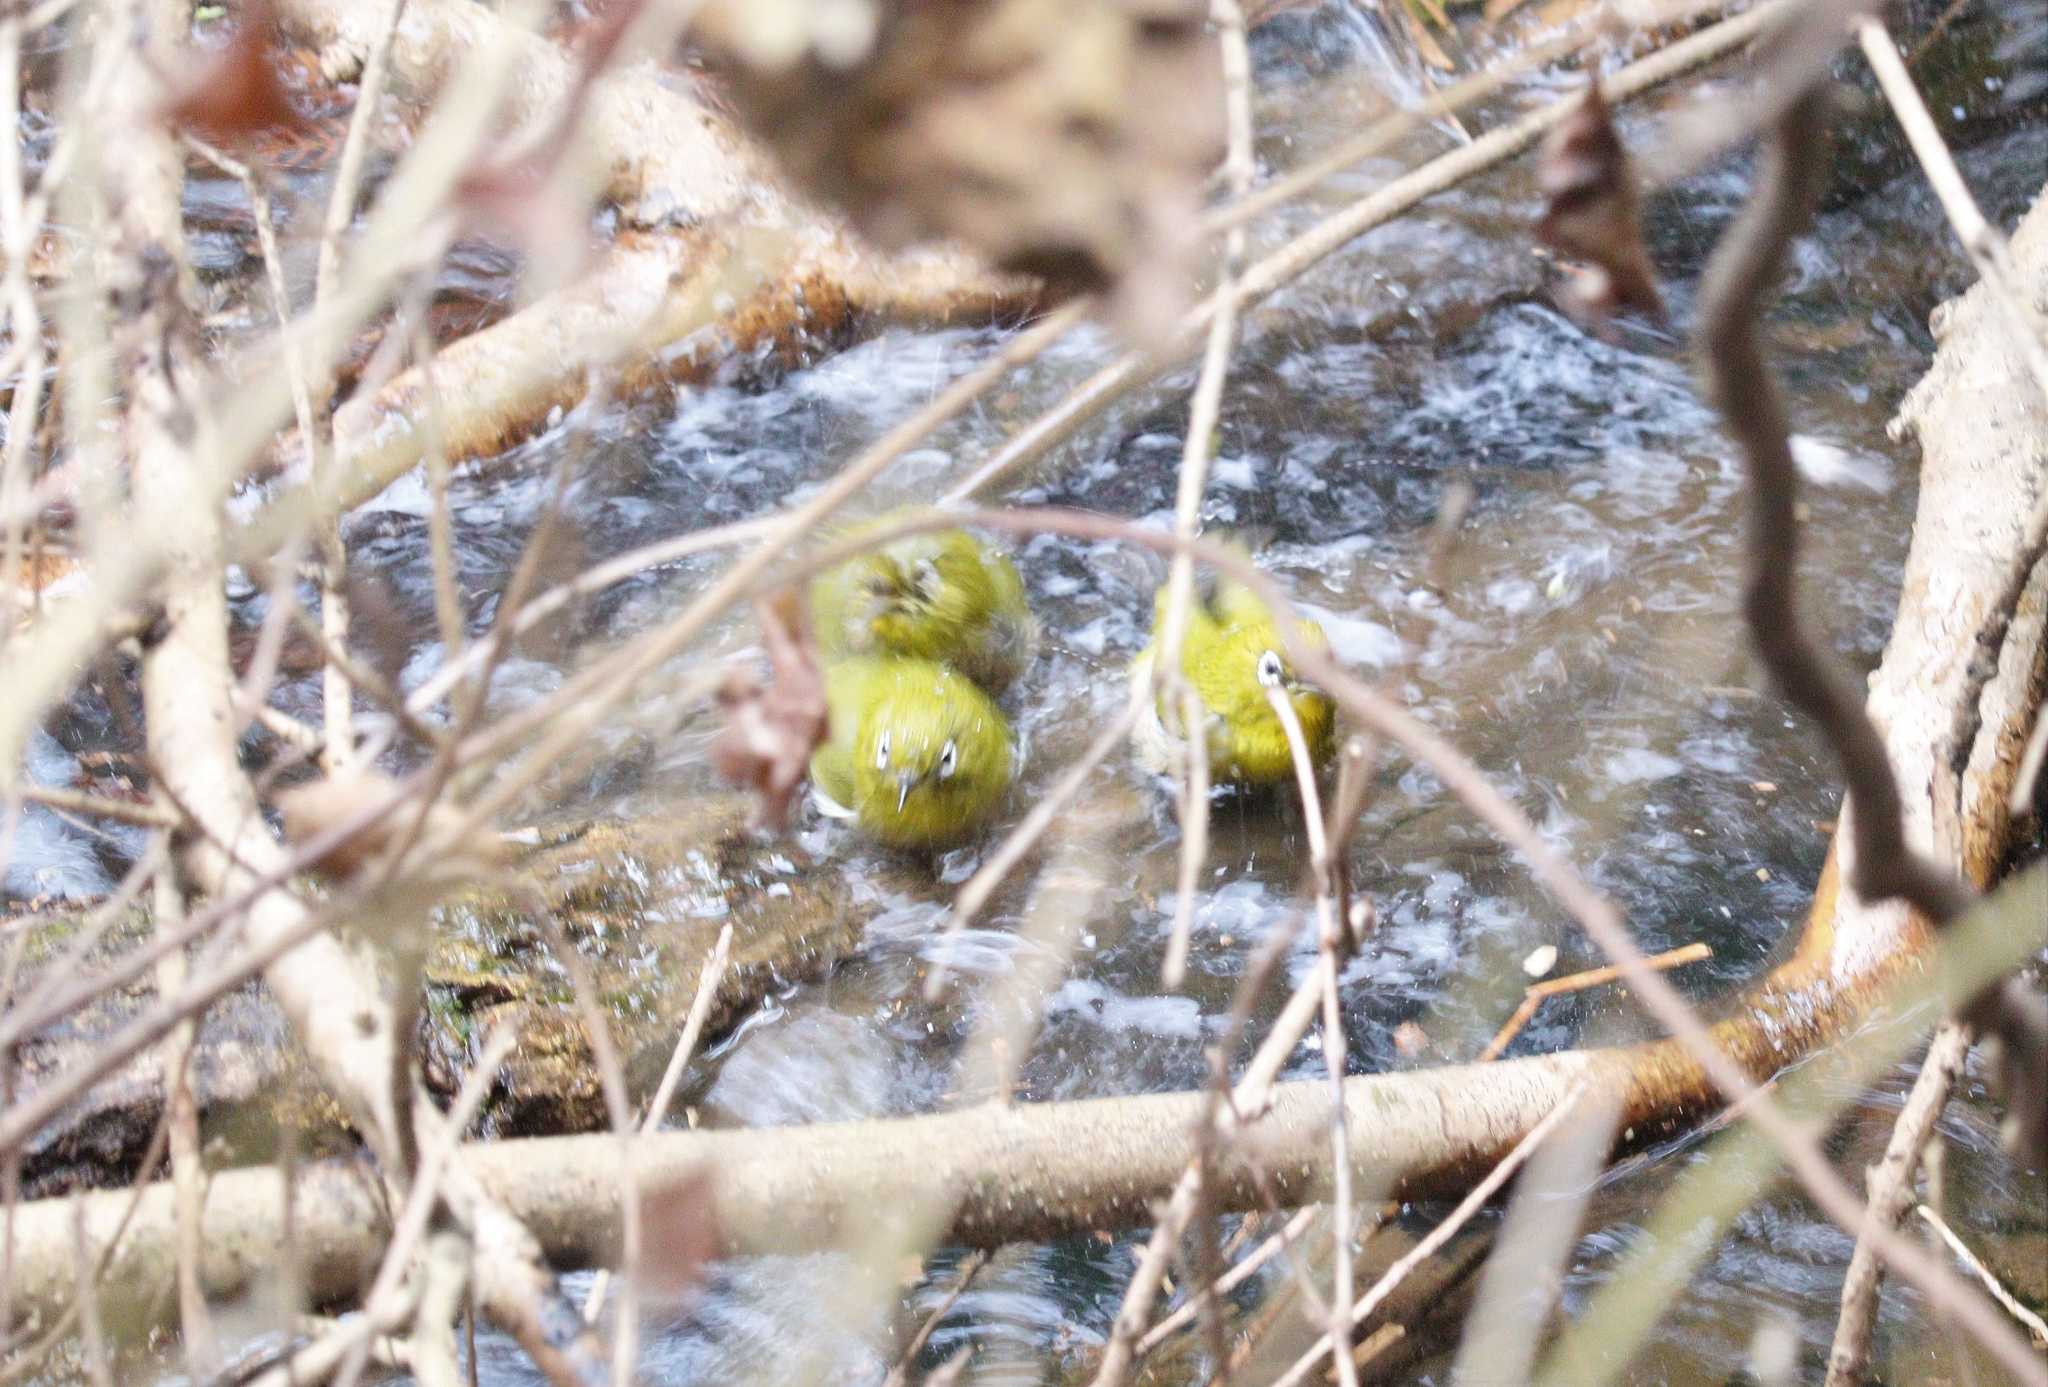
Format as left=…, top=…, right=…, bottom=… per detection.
left=710, top=591, right=829, bottom=831
left=1536, top=80, right=1664, bottom=331
left=160, top=0, right=310, bottom=151
left=635, top=1167, right=721, bottom=1304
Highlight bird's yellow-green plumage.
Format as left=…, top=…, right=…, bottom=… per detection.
left=811, top=656, right=1014, bottom=849
left=1130, top=572, right=1336, bottom=785
left=809, top=523, right=1038, bottom=697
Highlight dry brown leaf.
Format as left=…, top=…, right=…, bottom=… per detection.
left=696, top=0, right=1222, bottom=345
left=160, top=0, right=312, bottom=151
left=1535, top=79, right=1664, bottom=331
left=710, top=591, right=829, bottom=831
left=274, top=766, right=510, bottom=883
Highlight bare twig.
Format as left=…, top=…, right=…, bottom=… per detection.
left=524, top=907, right=641, bottom=1387
left=1451, top=1087, right=1621, bottom=1386
left=2, top=784, right=177, bottom=830
left=1135, top=1206, right=1318, bottom=1356
left=642, top=923, right=734, bottom=1134
left=1853, top=17, right=2048, bottom=407
left=1916, top=1203, right=2048, bottom=1348
left=1825, top=1021, right=1975, bottom=1385
left=270, top=1029, right=514, bottom=1387
left=1088, top=916, right=1325, bottom=1387
left=1268, top=1082, right=1593, bottom=1387
left=1477, top=942, right=1714, bottom=1062
left=1161, top=685, right=1212, bottom=990
left=152, top=858, right=218, bottom=1378
left=1152, top=0, right=1254, bottom=1002
left=925, top=694, right=1144, bottom=1000
left=881, top=1252, right=989, bottom=1387
left=1266, top=684, right=1358, bottom=1387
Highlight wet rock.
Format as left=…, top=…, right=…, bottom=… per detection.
left=14, top=796, right=866, bottom=1190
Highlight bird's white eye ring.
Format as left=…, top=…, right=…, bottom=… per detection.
left=938, top=739, right=958, bottom=779
left=1257, top=649, right=1285, bottom=688
left=875, top=731, right=891, bottom=770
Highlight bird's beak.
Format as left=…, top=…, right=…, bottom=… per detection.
left=896, top=772, right=915, bottom=813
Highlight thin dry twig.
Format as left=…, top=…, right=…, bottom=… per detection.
left=1451, top=1087, right=1621, bottom=1386
left=1, top=784, right=178, bottom=830
left=1915, top=1203, right=2048, bottom=1349
left=1161, top=684, right=1212, bottom=990
left=1135, top=1205, right=1319, bottom=1356
left=1267, top=1081, right=1592, bottom=1387
left=642, top=922, right=734, bottom=1134
left=1853, top=17, right=2048, bottom=407
left=268, top=1029, right=515, bottom=1387
left=881, top=1251, right=990, bottom=1387
left=1152, top=0, right=1253, bottom=1001
left=151, top=857, right=218, bottom=1378
left=1266, top=684, right=1359, bottom=1387
left=1825, top=1021, right=1975, bottom=1385
left=924, top=693, right=1143, bottom=1001
left=1088, top=912, right=1325, bottom=1387
left=1476, top=942, right=1714, bottom=1062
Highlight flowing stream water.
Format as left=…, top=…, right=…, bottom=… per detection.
left=12, top=2, right=2048, bottom=1383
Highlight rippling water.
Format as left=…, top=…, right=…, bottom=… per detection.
left=15, top=2, right=2047, bottom=1383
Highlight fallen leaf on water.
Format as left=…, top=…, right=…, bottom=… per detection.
left=1535, top=80, right=1663, bottom=331
left=1392, top=1020, right=1430, bottom=1058
left=710, top=591, right=829, bottom=830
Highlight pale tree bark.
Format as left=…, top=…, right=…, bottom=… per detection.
left=1823, top=171, right=2048, bottom=1387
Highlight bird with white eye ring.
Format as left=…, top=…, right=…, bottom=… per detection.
left=808, top=519, right=1039, bottom=698
left=811, top=656, right=1014, bottom=849
left=1130, top=566, right=1336, bottom=786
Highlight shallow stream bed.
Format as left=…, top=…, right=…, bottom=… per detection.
left=15, top=2, right=2048, bottom=1383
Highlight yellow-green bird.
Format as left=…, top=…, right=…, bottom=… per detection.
left=811, top=656, right=1015, bottom=849
left=809, top=523, right=1038, bottom=697
left=1129, top=572, right=1337, bottom=785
